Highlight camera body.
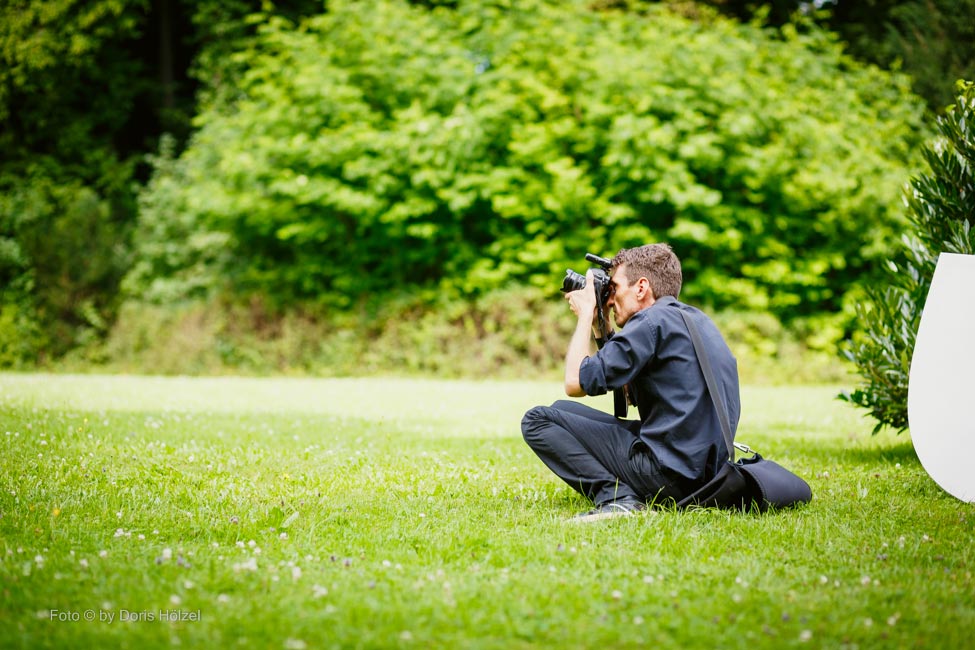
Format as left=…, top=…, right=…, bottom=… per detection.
left=561, top=253, right=614, bottom=306
left=562, top=252, right=616, bottom=339
left=561, top=252, right=631, bottom=418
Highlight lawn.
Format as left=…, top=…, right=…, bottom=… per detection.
left=1, top=373, right=972, bottom=649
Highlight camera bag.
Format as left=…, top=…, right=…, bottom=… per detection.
left=675, top=310, right=812, bottom=512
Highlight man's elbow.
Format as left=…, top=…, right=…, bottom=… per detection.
left=564, top=382, right=586, bottom=397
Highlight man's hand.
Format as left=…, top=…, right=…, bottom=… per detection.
left=565, top=270, right=598, bottom=322
left=564, top=270, right=598, bottom=397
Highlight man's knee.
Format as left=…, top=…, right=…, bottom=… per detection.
left=521, top=405, right=555, bottom=446
left=549, top=399, right=577, bottom=411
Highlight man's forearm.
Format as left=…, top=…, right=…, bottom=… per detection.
left=564, top=313, right=594, bottom=397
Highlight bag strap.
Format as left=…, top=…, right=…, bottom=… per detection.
left=679, top=309, right=735, bottom=462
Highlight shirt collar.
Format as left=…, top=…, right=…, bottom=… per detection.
left=652, top=295, right=679, bottom=308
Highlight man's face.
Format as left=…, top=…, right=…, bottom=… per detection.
left=607, top=264, right=644, bottom=327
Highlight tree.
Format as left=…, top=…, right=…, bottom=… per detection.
left=0, top=0, right=322, bottom=363
left=0, top=0, right=151, bottom=360
left=659, top=1, right=974, bottom=114
left=823, top=0, right=975, bottom=113
left=129, top=0, right=928, bottom=325
left=842, top=81, right=975, bottom=432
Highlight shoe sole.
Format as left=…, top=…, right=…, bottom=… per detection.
left=569, top=505, right=651, bottom=523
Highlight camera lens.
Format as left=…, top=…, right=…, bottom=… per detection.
left=561, top=269, right=586, bottom=293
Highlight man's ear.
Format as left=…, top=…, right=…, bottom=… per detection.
left=638, top=277, right=653, bottom=300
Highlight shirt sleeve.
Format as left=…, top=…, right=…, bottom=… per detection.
left=578, top=316, right=658, bottom=396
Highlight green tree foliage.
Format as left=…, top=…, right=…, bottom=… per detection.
left=0, top=0, right=322, bottom=363
left=0, top=0, right=150, bottom=359
left=687, top=0, right=975, bottom=114
left=842, top=81, right=975, bottom=433
left=824, top=0, right=975, bottom=114
left=130, top=0, right=927, bottom=321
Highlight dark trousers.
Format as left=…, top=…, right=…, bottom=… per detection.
left=521, top=400, right=680, bottom=506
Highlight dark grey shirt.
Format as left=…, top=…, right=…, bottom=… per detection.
left=578, top=296, right=740, bottom=484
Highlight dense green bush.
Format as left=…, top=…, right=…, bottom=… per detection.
left=842, top=81, right=975, bottom=432
left=0, top=0, right=146, bottom=359
left=0, top=0, right=324, bottom=366
left=129, top=0, right=927, bottom=326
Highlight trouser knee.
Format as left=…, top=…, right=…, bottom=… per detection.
left=521, top=405, right=554, bottom=447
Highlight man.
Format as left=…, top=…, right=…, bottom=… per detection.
left=521, top=244, right=740, bottom=521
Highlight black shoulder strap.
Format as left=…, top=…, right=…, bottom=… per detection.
left=679, top=309, right=735, bottom=462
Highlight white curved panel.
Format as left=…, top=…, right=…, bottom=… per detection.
left=908, top=253, right=975, bottom=502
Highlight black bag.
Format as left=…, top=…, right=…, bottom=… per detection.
left=675, top=311, right=812, bottom=512
left=677, top=450, right=813, bottom=512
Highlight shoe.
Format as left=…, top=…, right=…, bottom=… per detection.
left=572, top=497, right=646, bottom=522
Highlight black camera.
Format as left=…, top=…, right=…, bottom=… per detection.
left=562, top=251, right=616, bottom=340
left=562, top=252, right=631, bottom=418
left=561, top=253, right=614, bottom=305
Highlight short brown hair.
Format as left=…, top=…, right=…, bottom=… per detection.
left=611, top=244, right=682, bottom=299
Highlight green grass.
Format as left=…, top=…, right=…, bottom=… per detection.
left=1, top=373, right=972, bottom=649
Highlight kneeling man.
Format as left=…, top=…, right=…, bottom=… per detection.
left=521, top=244, right=740, bottom=521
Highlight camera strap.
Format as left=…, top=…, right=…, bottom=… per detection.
left=593, top=325, right=631, bottom=420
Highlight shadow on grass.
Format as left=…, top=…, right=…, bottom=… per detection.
left=778, top=435, right=920, bottom=466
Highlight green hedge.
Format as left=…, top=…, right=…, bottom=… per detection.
left=128, top=0, right=927, bottom=326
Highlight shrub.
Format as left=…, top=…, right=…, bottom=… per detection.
left=841, top=81, right=975, bottom=433
left=130, top=0, right=927, bottom=325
